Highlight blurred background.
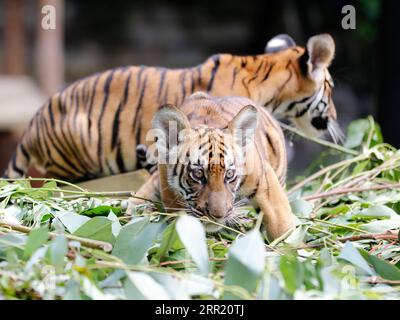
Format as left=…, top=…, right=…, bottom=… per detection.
left=0, top=0, right=398, bottom=179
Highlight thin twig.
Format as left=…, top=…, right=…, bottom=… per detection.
left=288, top=153, right=370, bottom=195
left=299, top=217, right=367, bottom=233
left=366, top=276, right=400, bottom=285
left=279, top=122, right=359, bottom=156
left=0, top=219, right=113, bottom=252
left=155, top=257, right=228, bottom=267
left=299, top=231, right=399, bottom=249
left=1, top=177, right=87, bottom=192
left=302, top=183, right=400, bottom=201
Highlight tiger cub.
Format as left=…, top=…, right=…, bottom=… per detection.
left=130, top=92, right=294, bottom=241
left=4, top=33, right=338, bottom=182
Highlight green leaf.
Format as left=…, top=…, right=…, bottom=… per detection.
left=24, top=226, right=49, bottom=258
left=0, top=233, right=26, bottom=258
left=176, top=215, right=209, bottom=276
left=154, top=221, right=179, bottom=263
left=80, top=206, right=122, bottom=217
left=290, top=199, right=314, bottom=218
left=344, top=119, right=370, bottom=149
left=107, top=211, right=122, bottom=237
left=349, top=205, right=395, bottom=221
left=64, top=280, right=82, bottom=300
left=49, top=235, right=68, bottom=271
left=57, top=211, right=90, bottom=233
left=359, top=249, right=400, bottom=281
left=352, top=160, right=370, bottom=175
left=279, top=253, right=303, bottom=295
left=361, top=211, right=400, bottom=233
left=74, top=217, right=115, bottom=244
left=284, top=224, right=310, bottom=247
left=338, top=242, right=375, bottom=276
left=223, top=229, right=265, bottom=299
left=124, top=272, right=170, bottom=300
left=112, top=217, right=162, bottom=264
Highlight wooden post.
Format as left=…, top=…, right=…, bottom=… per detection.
left=3, top=0, right=26, bottom=75
left=35, top=0, right=64, bottom=96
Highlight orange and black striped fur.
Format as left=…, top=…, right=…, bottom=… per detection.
left=4, top=34, right=338, bottom=182
left=130, top=92, right=294, bottom=241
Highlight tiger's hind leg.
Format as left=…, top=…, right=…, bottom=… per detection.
left=254, top=162, right=295, bottom=242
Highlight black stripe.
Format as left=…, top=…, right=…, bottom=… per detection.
left=157, top=69, right=167, bottom=102
left=178, top=165, right=191, bottom=196
left=123, top=71, right=132, bottom=105
left=239, top=176, right=247, bottom=189
left=34, top=114, right=45, bottom=160
left=231, top=67, right=239, bottom=89
left=42, top=114, right=83, bottom=176
left=97, top=71, right=115, bottom=173
left=206, top=55, right=220, bottom=92
left=111, top=102, right=123, bottom=150
left=19, top=144, right=30, bottom=161
left=111, top=70, right=132, bottom=151
left=190, top=70, right=195, bottom=94
left=50, top=94, right=74, bottom=159
left=247, top=61, right=265, bottom=85
left=115, top=142, right=126, bottom=173
left=263, top=128, right=278, bottom=158
left=180, top=71, right=187, bottom=102
left=82, top=79, right=90, bottom=106
left=47, top=100, right=55, bottom=127
left=172, top=163, right=178, bottom=176
left=247, top=180, right=260, bottom=199
left=295, top=101, right=312, bottom=118
left=261, top=63, right=275, bottom=82
left=107, top=162, right=115, bottom=175
left=134, top=73, right=148, bottom=145
left=72, top=82, right=91, bottom=165
left=66, top=84, right=90, bottom=169
left=287, top=95, right=312, bottom=112
left=12, top=155, right=24, bottom=176
left=196, top=65, right=202, bottom=86
left=87, top=75, right=100, bottom=143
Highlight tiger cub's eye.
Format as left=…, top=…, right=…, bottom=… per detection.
left=225, top=169, right=235, bottom=180
left=192, top=168, right=204, bottom=180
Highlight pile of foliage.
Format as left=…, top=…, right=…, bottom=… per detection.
left=0, top=117, right=399, bottom=300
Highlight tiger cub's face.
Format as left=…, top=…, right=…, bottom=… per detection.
left=152, top=105, right=258, bottom=232
left=263, top=34, right=342, bottom=143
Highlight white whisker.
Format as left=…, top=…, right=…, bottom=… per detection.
left=328, top=121, right=345, bottom=144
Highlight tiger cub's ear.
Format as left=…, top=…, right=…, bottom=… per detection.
left=152, top=105, right=191, bottom=151
left=265, top=34, right=296, bottom=53
left=228, top=105, right=258, bottom=150
left=305, top=34, right=335, bottom=82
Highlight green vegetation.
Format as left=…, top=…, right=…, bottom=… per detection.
left=0, top=117, right=399, bottom=300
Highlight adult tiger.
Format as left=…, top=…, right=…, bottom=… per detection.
left=4, top=33, right=338, bottom=181
left=130, top=92, right=294, bottom=241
